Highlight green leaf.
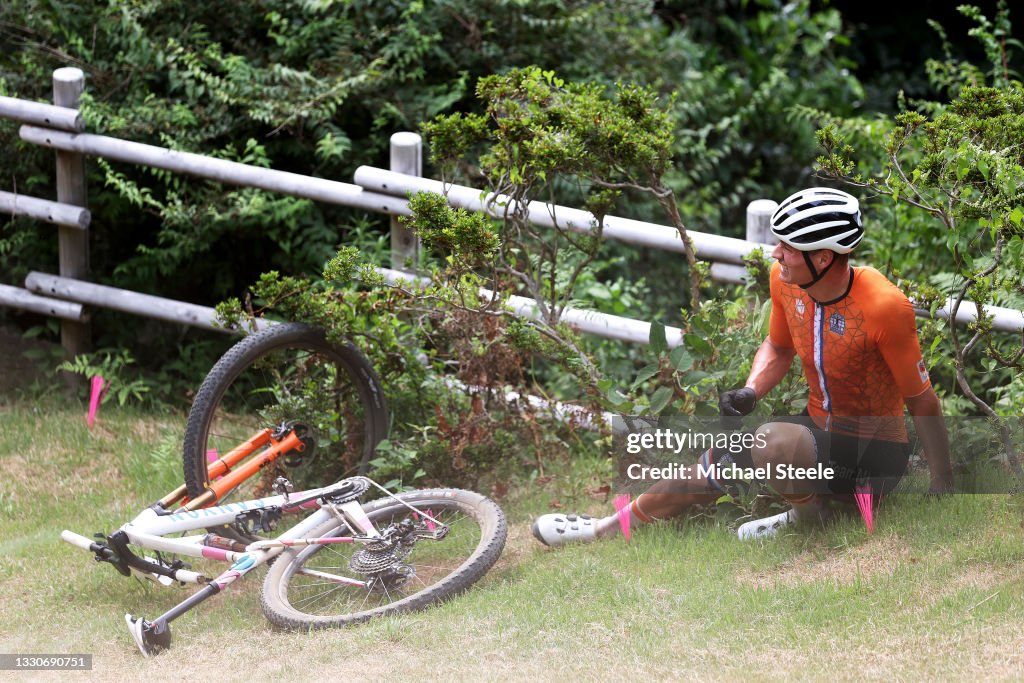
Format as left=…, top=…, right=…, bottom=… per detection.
left=649, top=321, right=668, bottom=355
left=684, top=370, right=710, bottom=385
left=684, top=333, right=712, bottom=356
left=946, top=231, right=960, bottom=255
left=694, top=401, right=719, bottom=417
left=1009, top=207, right=1024, bottom=227
left=691, top=315, right=713, bottom=335
left=670, top=346, right=694, bottom=372
left=648, top=386, right=673, bottom=415
left=606, top=385, right=628, bottom=407
left=955, top=157, right=970, bottom=181
left=630, top=363, right=660, bottom=391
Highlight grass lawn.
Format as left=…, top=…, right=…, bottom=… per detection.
left=1, top=399, right=1023, bottom=682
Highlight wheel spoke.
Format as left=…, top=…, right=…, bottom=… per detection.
left=296, top=567, right=365, bottom=587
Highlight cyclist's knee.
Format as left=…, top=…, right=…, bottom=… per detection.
left=750, top=422, right=816, bottom=469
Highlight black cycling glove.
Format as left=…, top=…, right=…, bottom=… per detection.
left=719, top=387, right=756, bottom=429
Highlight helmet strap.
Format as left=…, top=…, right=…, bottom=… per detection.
left=798, top=250, right=836, bottom=289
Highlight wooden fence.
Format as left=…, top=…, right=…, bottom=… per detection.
left=2, top=67, right=1023, bottom=362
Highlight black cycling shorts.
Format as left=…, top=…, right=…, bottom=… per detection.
left=709, top=414, right=911, bottom=497
left=775, top=415, right=911, bottom=496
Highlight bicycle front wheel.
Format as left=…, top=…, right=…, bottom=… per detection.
left=183, top=322, right=389, bottom=503
left=260, top=488, right=507, bottom=630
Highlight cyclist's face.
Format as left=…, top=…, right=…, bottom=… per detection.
left=772, top=242, right=812, bottom=283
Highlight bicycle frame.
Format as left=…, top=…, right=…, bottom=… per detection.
left=62, top=475, right=445, bottom=656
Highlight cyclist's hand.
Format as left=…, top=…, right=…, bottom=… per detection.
left=719, top=387, right=756, bottom=429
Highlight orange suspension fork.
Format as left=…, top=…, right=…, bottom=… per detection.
left=206, top=428, right=274, bottom=480
left=157, top=428, right=274, bottom=509
left=181, top=429, right=307, bottom=510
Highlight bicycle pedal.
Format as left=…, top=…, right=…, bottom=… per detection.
left=273, top=477, right=294, bottom=497
left=234, top=507, right=282, bottom=534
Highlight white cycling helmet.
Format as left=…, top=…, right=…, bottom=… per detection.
left=770, top=187, right=864, bottom=254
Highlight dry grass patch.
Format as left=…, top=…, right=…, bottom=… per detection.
left=1, top=448, right=118, bottom=498
left=736, top=534, right=912, bottom=589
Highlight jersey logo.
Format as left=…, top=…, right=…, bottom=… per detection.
left=828, top=312, right=846, bottom=336
left=795, top=299, right=806, bottom=317
left=917, top=359, right=930, bottom=383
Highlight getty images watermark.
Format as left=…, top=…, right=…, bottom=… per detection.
left=624, top=427, right=834, bottom=482
left=612, top=415, right=1024, bottom=494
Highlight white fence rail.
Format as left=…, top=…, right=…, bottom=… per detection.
left=18, top=125, right=413, bottom=217
left=375, top=267, right=687, bottom=347
left=354, top=166, right=775, bottom=265
left=0, top=190, right=90, bottom=228
left=0, top=93, right=83, bottom=131
left=0, top=283, right=86, bottom=321
left=23, top=272, right=272, bottom=334
left=2, top=66, right=1023, bottom=362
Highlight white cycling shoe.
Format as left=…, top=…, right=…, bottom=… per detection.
left=531, top=512, right=598, bottom=546
left=737, top=508, right=796, bottom=541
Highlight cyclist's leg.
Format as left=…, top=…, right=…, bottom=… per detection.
left=533, top=442, right=756, bottom=545
left=748, top=419, right=833, bottom=522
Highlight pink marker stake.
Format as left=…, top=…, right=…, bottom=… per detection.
left=87, top=375, right=108, bottom=429
left=854, top=484, right=874, bottom=534
left=613, top=494, right=632, bottom=541
left=207, top=449, right=220, bottom=481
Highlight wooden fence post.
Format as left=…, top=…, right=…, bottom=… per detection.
left=389, top=132, right=422, bottom=272
left=52, top=67, right=90, bottom=364
left=745, top=199, right=779, bottom=246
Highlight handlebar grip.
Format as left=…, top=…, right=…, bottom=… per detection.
left=61, top=529, right=98, bottom=551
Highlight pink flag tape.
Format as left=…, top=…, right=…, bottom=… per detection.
left=854, top=484, right=874, bottom=534
left=613, top=494, right=631, bottom=541
left=206, top=449, right=221, bottom=481
left=87, top=375, right=108, bottom=429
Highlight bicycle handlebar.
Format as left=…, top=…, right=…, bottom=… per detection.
left=62, top=529, right=99, bottom=551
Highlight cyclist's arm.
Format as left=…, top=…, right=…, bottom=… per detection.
left=905, top=387, right=954, bottom=493
left=871, top=283, right=954, bottom=492
left=744, top=337, right=796, bottom=400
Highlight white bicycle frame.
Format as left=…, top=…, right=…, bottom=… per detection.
left=61, top=476, right=448, bottom=656
left=67, top=485, right=368, bottom=582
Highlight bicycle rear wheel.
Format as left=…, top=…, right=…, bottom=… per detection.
left=260, top=488, right=507, bottom=629
left=182, top=322, right=389, bottom=504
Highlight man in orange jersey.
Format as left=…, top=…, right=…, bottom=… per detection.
left=532, top=187, right=954, bottom=545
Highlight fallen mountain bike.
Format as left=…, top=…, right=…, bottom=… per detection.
left=63, top=457, right=507, bottom=656
left=63, top=324, right=507, bottom=655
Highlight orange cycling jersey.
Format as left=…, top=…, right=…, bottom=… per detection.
left=768, top=262, right=931, bottom=441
